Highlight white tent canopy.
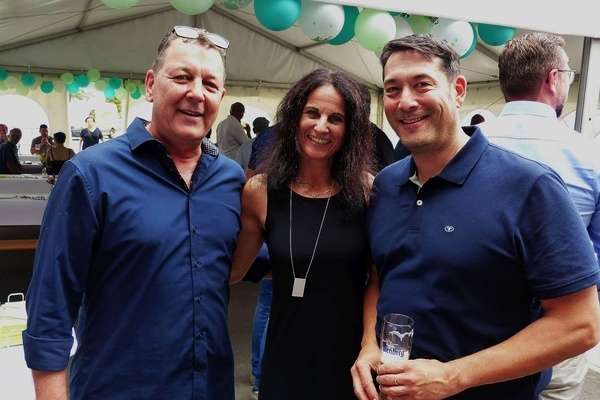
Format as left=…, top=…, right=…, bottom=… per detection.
left=0, top=0, right=599, bottom=138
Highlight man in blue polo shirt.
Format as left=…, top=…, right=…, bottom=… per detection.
left=351, top=34, right=600, bottom=400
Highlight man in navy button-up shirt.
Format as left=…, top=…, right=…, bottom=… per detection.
left=23, top=26, right=245, bottom=400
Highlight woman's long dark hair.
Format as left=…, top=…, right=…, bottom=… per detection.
left=257, top=68, right=375, bottom=212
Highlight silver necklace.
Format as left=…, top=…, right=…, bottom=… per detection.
left=294, top=177, right=333, bottom=198
left=289, top=186, right=330, bottom=297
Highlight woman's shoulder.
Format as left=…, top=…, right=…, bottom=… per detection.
left=245, top=173, right=267, bottom=194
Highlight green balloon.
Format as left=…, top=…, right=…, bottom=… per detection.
left=355, top=9, right=396, bottom=52
left=125, top=82, right=137, bottom=94
left=328, top=6, right=359, bottom=45
left=170, top=0, right=216, bottom=15
left=61, top=72, right=75, bottom=84
left=406, top=15, right=432, bottom=34
left=87, top=68, right=101, bottom=82
left=95, top=79, right=108, bottom=91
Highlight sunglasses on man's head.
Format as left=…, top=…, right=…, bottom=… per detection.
left=172, top=26, right=229, bottom=51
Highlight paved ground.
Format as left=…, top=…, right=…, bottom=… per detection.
left=2, top=282, right=599, bottom=399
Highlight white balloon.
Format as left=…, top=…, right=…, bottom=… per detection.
left=4, top=76, right=18, bottom=88
left=299, top=0, right=345, bottom=42
left=393, top=15, right=413, bottom=39
left=54, top=80, right=66, bottom=93
left=430, top=18, right=474, bottom=57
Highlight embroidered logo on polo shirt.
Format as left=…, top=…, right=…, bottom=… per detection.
left=444, top=226, right=454, bottom=232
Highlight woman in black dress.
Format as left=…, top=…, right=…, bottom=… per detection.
left=78, top=116, right=104, bottom=151
left=231, top=68, right=379, bottom=400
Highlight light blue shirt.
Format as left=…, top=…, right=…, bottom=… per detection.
left=479, top=101, right=600, bottom=266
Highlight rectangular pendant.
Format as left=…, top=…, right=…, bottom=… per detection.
left=292, top=278, right=306, bottom=298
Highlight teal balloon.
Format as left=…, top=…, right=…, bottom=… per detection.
left=109, top=77, right=122, bottom=89
left=66, top=82, right=80, bottom=94
left=460, top=23, right=478, bottom=59
left=21, top=73, right=36, bottom=87
left=40, top=81, right=54, bottom=94
left=131, top=87, right=142, bottom=99
left=254, top=0, right=301, bottom=31
left=75, top=74, right=90, bottom=88
left=328, top=6, right=359, bottom=45
left=104, top=86, right=116, bottom=99
left=477, top=23, right=515, bottom=46
left=0, top=69, right=7, bottom=80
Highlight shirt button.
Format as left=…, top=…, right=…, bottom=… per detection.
left=416, top=199, right=423, bottom=206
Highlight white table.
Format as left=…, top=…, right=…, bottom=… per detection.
left=0, top=197, right=48, bottom=226
left=0, top=176, right=51, bottom=195
left=0, top=177, right=50, bottom=226
left=18, top=155, right=40, bottom=163
left=21, top=163, right=43, bottom=175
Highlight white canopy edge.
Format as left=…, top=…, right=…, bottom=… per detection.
left=319, top=0, right=600, bottom=39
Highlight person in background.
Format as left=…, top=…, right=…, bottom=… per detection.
left=0, top=127, right=23, bottom=174
left=79, top=116, right=104, bottom=151
left=23, top=25, right=244, bottom=400
left=0, top=123, right=8, bottom=143
left=237, top=116, right=270, bottom=170
left=469, top=113, right=486, bottom=125
left=371, top=122, right=395, bottom=172
left=392, top=138, right=411, bottom=161
left=351, top=34, right=600, bottom=400
left=238, top=116, right=273, bottom=400
left=30, top=124, right=53, bottom=157
left=45, top=131, right=76, bottom=176
left=231, top=68, right=378, bottom=400
left=478, top=32, right=600, bottom=400
left=216, top=101, right=249, bottom=159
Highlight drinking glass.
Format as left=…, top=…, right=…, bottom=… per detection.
left=380, top=313, right=414, bottom=363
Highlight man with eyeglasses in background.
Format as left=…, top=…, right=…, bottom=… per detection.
left=479, top=32, right=600, bottom=400
left=23, top=26, right=245, bottom=400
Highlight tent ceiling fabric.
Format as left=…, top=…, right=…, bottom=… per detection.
left=0, top=0, right=589, bottom=91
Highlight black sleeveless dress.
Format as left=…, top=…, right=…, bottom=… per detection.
left=259, top=185, right=370, bottom=400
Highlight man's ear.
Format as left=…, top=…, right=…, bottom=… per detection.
left=454, top=75, right=467, bottom=108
